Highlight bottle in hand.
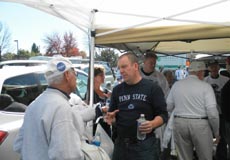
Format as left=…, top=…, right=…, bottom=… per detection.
left=137, top=114, right=146, bottom=140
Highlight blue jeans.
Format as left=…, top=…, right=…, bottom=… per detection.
left=112, top=136, right=159, bottom=160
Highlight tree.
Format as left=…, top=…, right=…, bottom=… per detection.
left=43, top=32, right=62, bottom=56
left=2, top=52, right=15, bottom=60
left=31, top=43, right=40, bottom=54
left=62, top=32, right=79, bottom=57
left=18, top=49, right=31, bottom=59
left=43, top=31, right=80, bottom=57
left=95, top=48, right=118, bottom=67
left=0, top=22, right=12, bottom=61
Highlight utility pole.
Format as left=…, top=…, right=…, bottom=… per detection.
left=14, top=40, right=19, bottom=59
left=0, top=46, right=2, bottom=61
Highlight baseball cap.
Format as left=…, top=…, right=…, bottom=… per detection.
left=207, top=60, right=219, bottom=66
left=45, top=57, right=73, bottom=80
left=188, top=61, right=206, bottom=72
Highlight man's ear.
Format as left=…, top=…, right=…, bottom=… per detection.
left=134, top=62, right=139, bottom=70
left=64, top=71, right=71, bottom=81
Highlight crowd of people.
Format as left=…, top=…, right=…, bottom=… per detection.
left=12, top=52, right=230, bottom=160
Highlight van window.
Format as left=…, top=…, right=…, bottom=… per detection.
left=2, top=73, right=48, bottom=105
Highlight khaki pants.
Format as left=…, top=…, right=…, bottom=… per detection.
left=173, top=118, right=213, bottom=160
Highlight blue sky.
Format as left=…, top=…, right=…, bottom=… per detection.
left=0, top=2, right=89, bottom=54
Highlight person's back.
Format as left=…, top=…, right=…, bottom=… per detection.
left=167, top=61, right=219, bottom=160
left=169, top=76, right=216, bottom=116
left=175, top=66, right=184, bottom=80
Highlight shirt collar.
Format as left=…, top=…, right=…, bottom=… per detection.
left=141, top=67, right=154, bottom=76
left=48, top=86, right=70, bottom=99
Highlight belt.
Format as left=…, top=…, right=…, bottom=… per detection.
left=118, top=132, right=155, bottom=144
left=174, top=115, right=208, bottom=119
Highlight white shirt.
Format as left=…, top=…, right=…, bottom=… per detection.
left=204, top=75, right=229, bottom=92
left=140, top=69, right=170, bottom=97
left=167, top=75, right=219, bottom=136
left=204, top=74, right=229, bottom=113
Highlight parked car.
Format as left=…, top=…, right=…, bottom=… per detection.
left=0, top=66, right=88, bottom=160
left=29, top=56, right=116, bottom=88
left=0, top=60, right=47, bottom=69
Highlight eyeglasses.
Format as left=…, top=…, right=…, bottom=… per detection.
left=69, top=68, right=78, bottom=76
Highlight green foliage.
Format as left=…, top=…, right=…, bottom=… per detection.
left=95, top=48, right=118, bottom=67
left=31, top=43, right=40, bottom=54
left=2, top=52, right=15, bottom=60
left=18, top=49, right=31, bottom=59
left=1, top=48, right=42, bottom=61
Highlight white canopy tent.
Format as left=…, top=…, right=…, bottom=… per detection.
left=2, top=0, right=230, bottom=53
left=1, top=0, right=230, bottom=105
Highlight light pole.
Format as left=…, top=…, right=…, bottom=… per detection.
left=0, top=45, right=2, bottom=61
left=14, top=40, right=19, bottom=58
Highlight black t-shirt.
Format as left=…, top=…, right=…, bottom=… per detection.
left=93, top=90, right=111, bottom=137
left=109, top=78, right=168, bottom=138
left=221, top=79, right=230, bottom=122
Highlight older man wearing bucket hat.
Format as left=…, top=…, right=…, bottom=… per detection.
left=166, top=61, right=219, bottom=160
left=13, top=57, right=95, bottom=160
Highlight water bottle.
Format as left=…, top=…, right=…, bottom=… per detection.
left=102, top=99, right=110, bottom=122
left=106, top=99, right=110, bottom=107
left=92, top=133, right=101, bottom=146
left=137, top=114, right=146, bottom=140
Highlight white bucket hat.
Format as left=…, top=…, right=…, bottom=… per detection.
left=188, top=61, right=206, bottom=72
left=45, top=57, right=73, bottom=80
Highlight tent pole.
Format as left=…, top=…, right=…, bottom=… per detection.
left=89, top=9, right=97, bottom=108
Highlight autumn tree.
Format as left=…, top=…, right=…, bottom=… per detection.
left=43, top=31, right=80, bottom=57
left=0, top=22, right=12, bottom=61
left=43, top=32, right=62, bottom=56
left=62, top=32, right=80, bottom=57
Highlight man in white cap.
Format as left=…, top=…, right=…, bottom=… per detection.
left=166, top=61, right=219, bottom=160
left=13, top=57, right=95, bottom=160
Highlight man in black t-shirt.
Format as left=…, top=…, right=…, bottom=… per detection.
left=221, top=79, right=230, bottom=159
left=106, top=52, right=168, bottom=160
